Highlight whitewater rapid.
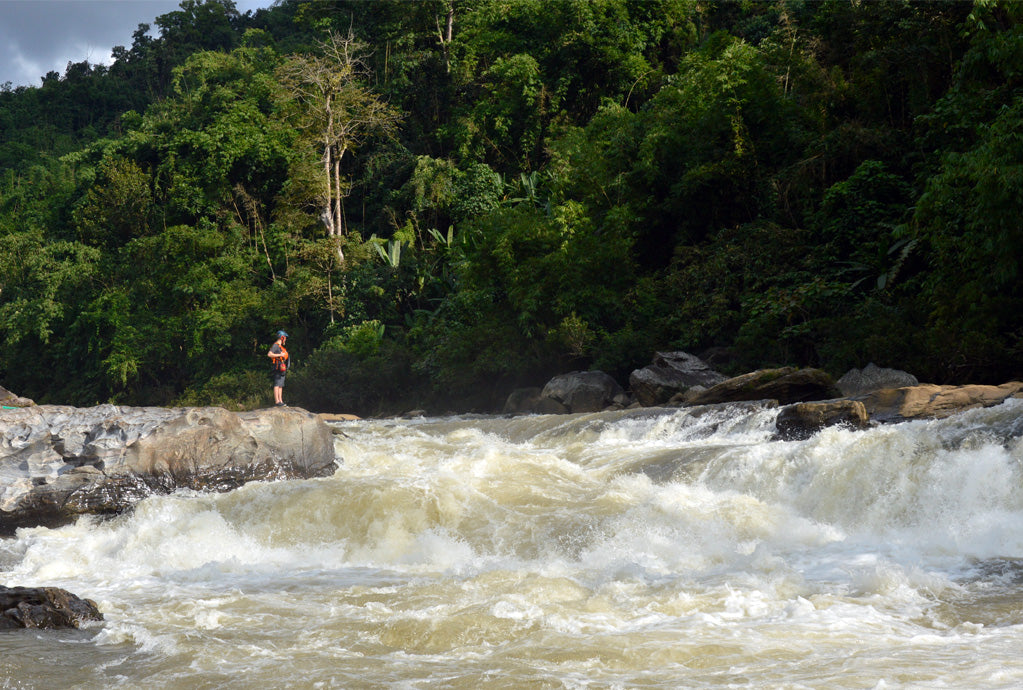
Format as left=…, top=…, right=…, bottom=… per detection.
left=3, top=400, right=1023, bottom=688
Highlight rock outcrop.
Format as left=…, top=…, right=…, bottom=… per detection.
left=0, top=585, right=103, bottom=630
left=859, top=382, right=1023, bottom=423
left=510, top=359, right=1023, bottom=441
left=629, top=351, right=727, bottom=407
left=687, top=367, right=841, bottom=406
left=0, top=385, right=34, bottom=408
left=540, top=371, right=628, bottom=414
left=1, top=405, right=336, bottom=533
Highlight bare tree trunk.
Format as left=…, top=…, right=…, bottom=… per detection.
left=322, top=143, right=335, bottom=236
left=437, top=4, right=455, bottom=73
left=278, top=28, right=398, bottom=256
left=333, top=152, right=343, bottom=236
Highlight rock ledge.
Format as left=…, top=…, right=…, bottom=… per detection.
left=1, top=404, right=336, bottom=533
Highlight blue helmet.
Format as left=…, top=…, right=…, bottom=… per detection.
left=276, top=330, right=289, bottom=338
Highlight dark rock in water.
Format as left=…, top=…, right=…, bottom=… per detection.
left=0, top=585, right=103, bottom=629
left=687, top=367, right=841, bottom=406
left=776, top=400, right=869, bottom=440
left=629, top=351, right=727, bottom=407
left=837, top=363, right=918, bottom=397
left=534, top=397, right=569, bottom=414
left=540, top=371, right=625, bottom=414
left=0, top=385, right=34, bottom=408
left=503, top=388, right=544, bottom=415
left=0, top=405, right=336, bottom=533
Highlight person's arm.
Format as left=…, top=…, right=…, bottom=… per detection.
left=268, top=343, right=282, bottom=359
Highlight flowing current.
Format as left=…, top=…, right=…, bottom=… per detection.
left=4, top=400, right=1023, bottom=688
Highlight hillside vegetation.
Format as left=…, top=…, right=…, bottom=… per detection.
left=1, top=0, right=1021, bottom=415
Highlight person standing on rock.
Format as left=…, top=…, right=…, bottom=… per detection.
left=268, top=330, right=290, bottom=407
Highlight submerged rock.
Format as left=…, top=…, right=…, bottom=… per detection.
left=0, top=405, right=336, bottom=533
left=0, top=585, right=103, bottom=629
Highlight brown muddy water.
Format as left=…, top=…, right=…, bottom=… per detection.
left=4, top=402, right=1023, bottom=688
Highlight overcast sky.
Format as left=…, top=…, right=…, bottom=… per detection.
left=0, top=0, right=274, bottom=88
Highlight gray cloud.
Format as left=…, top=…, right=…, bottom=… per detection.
left=0, top=0, right=269, bottom=88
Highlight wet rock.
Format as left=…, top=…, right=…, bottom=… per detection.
left=687, top=367, right=841, bottom=406
left=0, top=585, right=103, bottom=630
left=776, top=400, right=869, bottom=440
left=629, top=351, right=727, bottom=407
left=0, top=405, right=336, bottom=533
left=860, top=382, right=1023, bottom=423
left=540, top=371, right=625, bottom=414
left=837, top=363, right=918, bottom=397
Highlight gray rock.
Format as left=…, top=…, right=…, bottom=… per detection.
left=0, top=585, right=103, bottom=629
left=0, top=405, right=336, bottom=533
left=540, top=371, right=624, bottom=414
left=837, top=363, right=919, bottom=397
left=629, top=352, right=727, bottom=407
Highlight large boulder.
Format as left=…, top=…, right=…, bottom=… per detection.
left=775, top=400, right=869, bottom=440
left=0, top=586, right=103, bottom=630
left=687, top=367, right=841, bottom=406
left=629, top=351, right=727, bottom=407
left=0, top=405, right=337, bottom=533
left=837, top=363, right=918, bottom=397
left=540, top=371, right=627, bottom=414
left=860, top=382, right=1023, bottom=423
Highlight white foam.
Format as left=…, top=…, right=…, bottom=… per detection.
left=6, top=405, right=1023, bottom=687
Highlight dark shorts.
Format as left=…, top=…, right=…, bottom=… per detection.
left=272, top=372, right=286, bottom=388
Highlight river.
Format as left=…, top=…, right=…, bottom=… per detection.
left=3, top=400, right=1023, bottom=688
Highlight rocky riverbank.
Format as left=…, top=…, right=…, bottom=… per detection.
left=4, top=357, right=1021, bottom=533
left=0, top=403, right=336, bottom=534
left=503, top=354, right=1023, bottom=438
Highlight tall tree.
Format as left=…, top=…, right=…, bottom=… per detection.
left=277, top=30, right=400, bottom=259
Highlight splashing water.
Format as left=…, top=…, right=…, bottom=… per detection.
left=4, top=401, right=1023, bottom=688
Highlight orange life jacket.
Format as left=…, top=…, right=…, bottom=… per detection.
left=274, top=344, right=289, bottom=373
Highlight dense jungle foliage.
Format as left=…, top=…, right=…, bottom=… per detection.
left=1, top=0, right=1021, bottom=415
